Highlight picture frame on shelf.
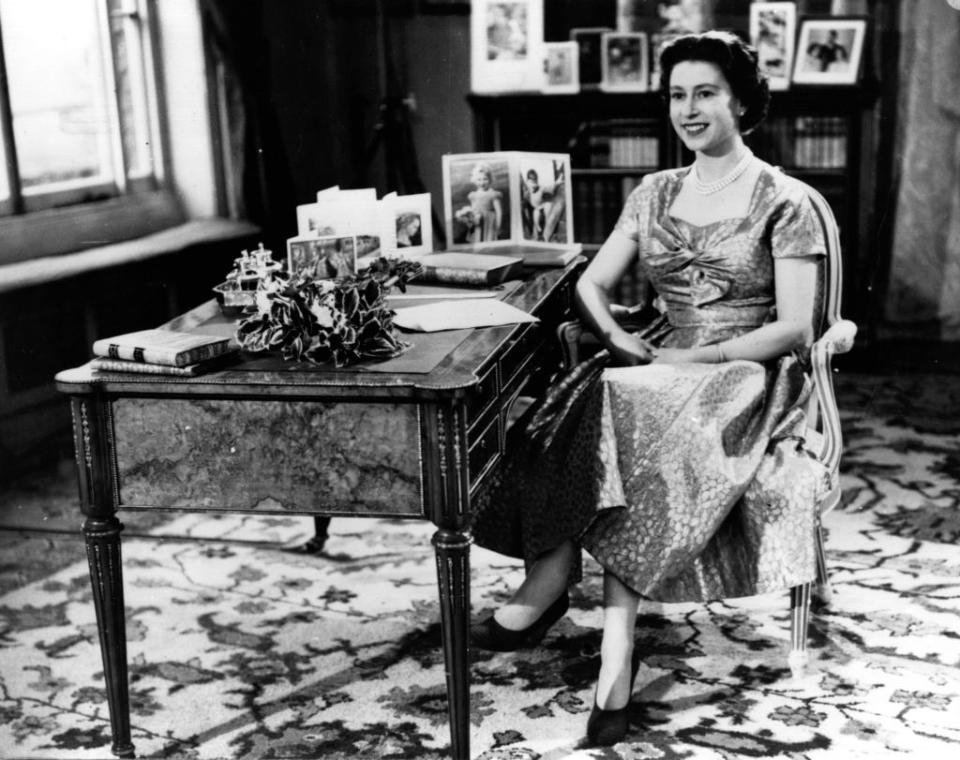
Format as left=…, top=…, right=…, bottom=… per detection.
left=470, top=0, right=544, bottom=93
left=792, top=17, right=867, bottom=85
left=287, top=235, right=358, bottom=279
left=600, top=32, right=649, bottom=92
left=570, top=27, right=613, bottom=88
left=541, top=40, right=579, bottom=94
left=749, top=2, right=796, bottom=91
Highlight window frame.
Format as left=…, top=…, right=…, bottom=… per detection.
left=0, top=0, right=184, bottom=267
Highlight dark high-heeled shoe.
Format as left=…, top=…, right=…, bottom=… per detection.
left=585, top=651, right=641, bottom=747
left=470, top=591, right=569, bottom=652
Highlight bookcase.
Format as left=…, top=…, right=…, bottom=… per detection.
left=468, top=84, right=882, bottom=317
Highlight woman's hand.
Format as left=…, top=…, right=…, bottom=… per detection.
left=607, top=331, right=656, bottom=366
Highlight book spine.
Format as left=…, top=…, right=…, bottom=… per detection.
left=91, top=359, right=202, bottom=376
left=419, top=266, right=497, bottom=286
left=93, top=340, right=229, bottom=367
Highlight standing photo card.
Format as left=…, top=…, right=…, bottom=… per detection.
left=383, top=191, right=433, bottom=259
left=470, top=0, right=544, bottom=93
left=287, top=235, right=358, bottom=279
left=750, top=2, right=797, bottom=91
left=442, top=151, right=574, bottom=251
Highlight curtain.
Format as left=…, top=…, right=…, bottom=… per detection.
left=885, top=2, right=960, bottom=340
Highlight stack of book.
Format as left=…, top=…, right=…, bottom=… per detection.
left=91, top=329, right=237, bottom=376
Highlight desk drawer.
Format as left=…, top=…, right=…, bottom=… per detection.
left=468, top=413, right=501, bottom=491
left=112, top=398, right=424, bottom=516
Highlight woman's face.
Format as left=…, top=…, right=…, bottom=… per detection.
left=668, top=60, right=742, bottom=157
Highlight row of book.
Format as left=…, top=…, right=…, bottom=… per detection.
left=573, top=175, right=644, bottom=246
left=749, top=116, right=848, bottom=170
left=577, top=119, right=660, bottom=169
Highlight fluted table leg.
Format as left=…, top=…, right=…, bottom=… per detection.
left=432, top=528, right=471, bottom=760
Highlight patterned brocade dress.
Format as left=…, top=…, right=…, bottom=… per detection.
left=471, top=163, right=832, bottom=603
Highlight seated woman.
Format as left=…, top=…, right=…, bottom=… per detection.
left=470, top=31, right=830, bottom=747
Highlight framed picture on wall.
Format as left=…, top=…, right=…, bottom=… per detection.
left=792, top=17, right=867, bottom=85
left=470, top=0, right=544, bottom=93
left=541, top=41, right=579, bottom=94
left=749, top=2, right=796, bottom=91
left=600, top=32, right=649, bottom=92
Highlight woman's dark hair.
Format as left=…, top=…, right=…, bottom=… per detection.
left=658, top=31, right=770, bottom=134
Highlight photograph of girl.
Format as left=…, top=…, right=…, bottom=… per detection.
left=449, top=157, right=511, bottom=245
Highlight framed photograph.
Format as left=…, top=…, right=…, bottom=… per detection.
left=443, top=151, right=575, bottom=251
left=792, top=17, right=867, bottom=85
left=385, top=192, right=433, bottom=259
left=518, top=154, right=572, bottom=246
left=541, top=40, right=579, bottom=94
left=470, top=0, right=544, bottom=93
left=750, top=2, right=796, bottom=91
left=443, top=152, right=513, bottom=247
left=601, top=32, right=649, bottom=92
left=287, top=235, right=357, bottom=279
left=570, top=27, right=612, bottom=88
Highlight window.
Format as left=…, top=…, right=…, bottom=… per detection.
left=0, top=0, right=183, bottom=266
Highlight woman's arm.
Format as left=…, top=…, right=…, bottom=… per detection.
left=493, top=194, right=503, bottom=231
left=575, top=228, right=656, bottom=365
left=654, top=255, right=819, bottom=364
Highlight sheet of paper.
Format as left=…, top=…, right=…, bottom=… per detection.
left=393, top=299, right=538, bottom=332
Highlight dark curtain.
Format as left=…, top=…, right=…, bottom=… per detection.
left=198, top=0, right=297, bottom=243
left=885, top=2, right=960, bottom=340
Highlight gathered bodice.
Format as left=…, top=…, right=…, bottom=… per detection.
left=615, top=163, right=827, bottom=343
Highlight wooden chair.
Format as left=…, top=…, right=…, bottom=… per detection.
left=556, top=184, right=857, bottom=675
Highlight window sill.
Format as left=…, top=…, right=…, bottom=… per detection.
left=0, top=218, right=260, bottom=294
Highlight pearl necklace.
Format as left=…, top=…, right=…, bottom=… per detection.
left=692, top=149, right=754, bottom=195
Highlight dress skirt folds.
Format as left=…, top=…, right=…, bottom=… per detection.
left=470, top=163, right=832, bottom=603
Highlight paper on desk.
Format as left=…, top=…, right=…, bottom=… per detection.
left=393, top=299, right=538, bottom=332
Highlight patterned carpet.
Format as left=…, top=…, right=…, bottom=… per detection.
left=1, top=370, right=959, bottom=759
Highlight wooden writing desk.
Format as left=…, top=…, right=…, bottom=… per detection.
left=55, top=262, right=581, bottom=760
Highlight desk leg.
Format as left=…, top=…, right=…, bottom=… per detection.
left=432, top=528, right=471, bottom=760
left=71, top=397, right=134, bottom=758
left=84, top=518, right=134, bottom=758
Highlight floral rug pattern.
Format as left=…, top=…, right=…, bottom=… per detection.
left=1, top=372, right=959, bottom=759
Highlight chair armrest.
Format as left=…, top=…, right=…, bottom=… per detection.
left=556, top=304, right=650, bottom=369
left=810, top=319, right=857, bottom=476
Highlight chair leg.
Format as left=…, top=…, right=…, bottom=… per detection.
left=814, top=521, right=832, bottom=605
left=789, top=582, right=812, bottom=678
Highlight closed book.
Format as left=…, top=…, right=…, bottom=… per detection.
left=416, top=253, right=524, bottom=285
left=90, top=354, right=235, bottom=376
left=92, top=329, right=233, bottom=367
left=480, top=244, right=582, bottom=268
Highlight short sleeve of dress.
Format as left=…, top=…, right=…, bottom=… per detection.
left=613, top=173, right=656, bottom=241
left=770, top=188, right=828, bottom=259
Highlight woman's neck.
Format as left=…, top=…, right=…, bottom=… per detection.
left=694, top=139, right=749, bottom=184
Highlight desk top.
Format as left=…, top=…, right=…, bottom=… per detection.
left=56, top=262, right=581, bottom=402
